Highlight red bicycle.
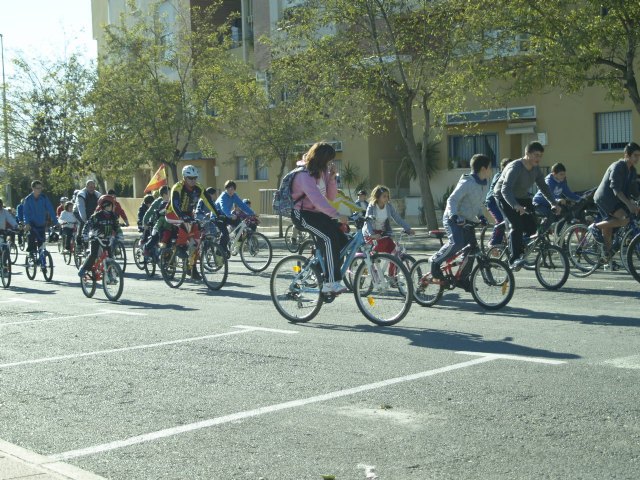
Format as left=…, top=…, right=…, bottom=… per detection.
left=80, top=236, right=124, bottom=301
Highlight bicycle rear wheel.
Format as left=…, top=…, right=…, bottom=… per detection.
left=470, top=258, right=514, bottom=310
left=565, top=224, right=600, bottom=277
left=200, top=241, right=228, bottom=291
left=132, top=238, right=145, bottom=270
left=1, top=248, right=11, bottom=288
left=353, top=253, right=412, bottom=326
left=102, top=259, right=124, bottom=301
left=409, top=258, right=444, bottom=307
left=270, top=254, right=323, bottom=323
left=240, top=232, right=272, bottom=272
left=9, top=243, right=18, bottom=264
left=535, top=245, right=569, bottom=290
left=25, top=253, right=37, bottom=280
left=80, top=270, right=96, bottom=298
left=42, top=251, right=53, bottom=281
left=113, top=240, right=127, bottom=272
left=626, top=233, right=640, bottom=283
left=160, top=248, right=187, bottom=288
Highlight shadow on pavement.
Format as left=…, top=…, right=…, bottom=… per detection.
left=299, top=322, right=580, bottom=360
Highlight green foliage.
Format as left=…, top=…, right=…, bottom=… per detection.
left=437, top=184, right=456, bottom=211
left=83, top=0, right=239, bottom=183
left=268, top=0, right=493, bottom=228
left=4, top=54, right=94, bottom=202
left=222, top=64, right=331, bottom=187
left=473, top=0, right=640, bottom=113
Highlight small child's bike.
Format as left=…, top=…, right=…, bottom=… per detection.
left=80, top=236, right=124, bottom=301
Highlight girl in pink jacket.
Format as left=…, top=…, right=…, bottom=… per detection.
left=291, top=142, right=349, bottom=294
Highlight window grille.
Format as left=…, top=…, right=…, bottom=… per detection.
left=596, top=111, right=631, bottom=151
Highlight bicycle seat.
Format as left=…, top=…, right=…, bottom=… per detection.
left=429, top=229, right=446, bottom=239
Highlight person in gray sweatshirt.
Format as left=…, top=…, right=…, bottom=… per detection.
left=494, top=141, right=558, bottom=270
left=431, top=154, right=492, bottom=281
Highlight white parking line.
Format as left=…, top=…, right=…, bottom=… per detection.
left=0, top=326, right=297, bottom=369
left=50, top=352, right=564, bottom=461
left=0, top=309, right=146, bottom=327
left=0, top=297, right=39, bottom=304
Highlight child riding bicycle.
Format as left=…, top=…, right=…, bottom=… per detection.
left=431, top=154, right=492, bottom=283
left=78, top=195, right=123, bottom=278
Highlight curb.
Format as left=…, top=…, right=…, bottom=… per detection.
left=0, top=439, right=106, bottom=480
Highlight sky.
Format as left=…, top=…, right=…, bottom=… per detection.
left=0, top=0, right=97, bottom=78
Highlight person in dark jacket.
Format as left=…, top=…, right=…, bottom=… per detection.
left=590, top=142, right=640, bottom=255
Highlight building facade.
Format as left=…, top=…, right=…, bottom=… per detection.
left=92, top=0, right=640, bottom=221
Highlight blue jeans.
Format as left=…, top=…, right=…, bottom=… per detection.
left=430, top=215, right=472, bottom=277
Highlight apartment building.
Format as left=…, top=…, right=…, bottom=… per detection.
left=92, top=0, right=640, bottom=219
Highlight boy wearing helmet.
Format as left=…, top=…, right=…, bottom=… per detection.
left=165, top=165, right=217, bottom=278
left=77, top=195, right=123, bottom=278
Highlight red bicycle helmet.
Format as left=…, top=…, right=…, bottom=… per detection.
left=96, top=194, right=116, bottom=210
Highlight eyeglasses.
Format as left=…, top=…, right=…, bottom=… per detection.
left=185, top=176, right=197, bottom=181
left=378, top=187, right=389, bottom=193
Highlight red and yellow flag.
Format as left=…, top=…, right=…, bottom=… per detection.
left=144, top=164, right=168, bottom=193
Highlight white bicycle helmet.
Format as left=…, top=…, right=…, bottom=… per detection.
left=181, top=165, right=199, bottom=178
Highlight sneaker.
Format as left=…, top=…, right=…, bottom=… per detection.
left=588, top=223, right=604, bottom=243
left=322, top=281, right=348, bottom=294
left=509, top=257, right=525, bottom=272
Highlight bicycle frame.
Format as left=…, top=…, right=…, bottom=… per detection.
left=90, top=238, right=114, bottom=281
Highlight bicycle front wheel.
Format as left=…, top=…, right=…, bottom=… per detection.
left=102, top=259, right=124, bottom=301
left=1, top=248, right=11, bottom=288
left=470, top=258, right=514, bottom=310
left=626, top=233, right=640, bottom=283
left=270, top=254, right=323, bottom=323
left=132, top=238, right=145, bottom=270
left=409, top=258, right=444, bottom=307
left=240, top=232, right=272, bottom=272
left=200, top=241, right=228, bottom=291
left=42, top=251, right=53, bottom=281
left=565, top=224, right=600, bottom=277
left=535, top=245, right=569, bottom=290
left=80, top=270, right=96, bottom=298
left=160, top=249, right=187, bottom=288
left=25, top=254, right=37, bottom=280
left=353, top=253, right=412, bottom=326
left=113, top=240, right=127, bottom=272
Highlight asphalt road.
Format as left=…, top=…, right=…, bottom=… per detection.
left=0, top=242, right=639, bottom=480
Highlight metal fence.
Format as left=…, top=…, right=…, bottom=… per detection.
left=259, top=189, right=277, bottom=215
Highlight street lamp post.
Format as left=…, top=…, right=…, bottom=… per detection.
left=0, top=33, right=11, bottom=206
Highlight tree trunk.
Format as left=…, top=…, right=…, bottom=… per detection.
left=168, top=163, right=179, bottom=185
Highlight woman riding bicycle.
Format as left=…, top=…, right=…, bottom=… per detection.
left=291, top=142, right=349, bottom=294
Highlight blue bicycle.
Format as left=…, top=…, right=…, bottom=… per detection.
left=270, top=214, right=413, bottom=326
left=24, top=229, right=55, bottom=282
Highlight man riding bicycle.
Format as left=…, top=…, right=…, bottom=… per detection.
left=23, top=180, right=59, bottom=259
left=165, top=165, right=217, bottom=279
